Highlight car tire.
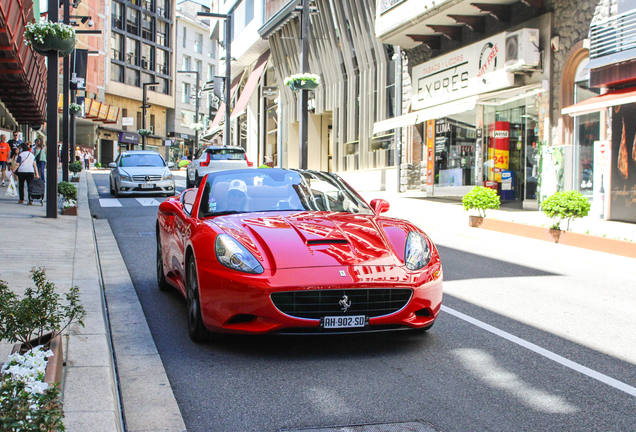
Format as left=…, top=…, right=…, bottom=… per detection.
left=113, top=180, right=119, bottom=198
left=195, top=172, right=201, bottom=187
left=156, top=233, right=171, bottom=292
left=186, top=173, right=193, bottom=189
left=109, top=179, right=115, bottom=196
left=186, top=256, right=213, bottom=342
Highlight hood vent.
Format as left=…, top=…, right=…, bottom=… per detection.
left=307, top=239, right=348, bottom=245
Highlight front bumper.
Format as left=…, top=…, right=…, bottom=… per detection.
left=195, top=260, right=443, bottom=335
left=116, top=179, right=175, bottom=195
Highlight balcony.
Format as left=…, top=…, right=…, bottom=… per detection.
left=0, top=0, right=47, bottom=125
left=588, top=9, right=636, bottom=72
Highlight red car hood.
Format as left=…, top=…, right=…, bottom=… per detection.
left=208, top=212, right=411, bottom=270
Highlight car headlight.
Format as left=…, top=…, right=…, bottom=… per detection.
left=215, top=234, right=264, bottom=274
left=162, top=170, right=173, bottom=180
left=404, top=231, right=431, bottom=270
left=118, top=173, right=132, bottom=182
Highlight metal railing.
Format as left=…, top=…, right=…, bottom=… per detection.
left=590, top=9, right=636, bottom=59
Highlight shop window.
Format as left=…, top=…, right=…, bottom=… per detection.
left=435, top=118, right=476, bottom=188
left=573, top=58, right=600, bottom=196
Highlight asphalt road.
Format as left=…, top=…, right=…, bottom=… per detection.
left=88, top=171, right=636, bottom=432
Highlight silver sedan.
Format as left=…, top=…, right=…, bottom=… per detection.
left=109, top=151, right=175, bottom=197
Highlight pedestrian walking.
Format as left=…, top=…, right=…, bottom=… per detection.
left=14, top=143, right=39, bottom=204
left=83, top=150, right=90, bottom=170
left=7, top=131, right=23, bottom=159
left=0, top=135, right=10, bottom=185
left=34, top=139, right=46, bottom=182
left=75, top=146, right=81, bottom=162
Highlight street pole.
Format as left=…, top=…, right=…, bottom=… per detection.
left=46, top=0, right=59, bottom=218
left=299, top=0, right=310, bottom=170
left=224, top=15, right=231, bottom=148
left=141, top=82, right=159, bottom=150
left=62, top=0, right=70, bottom=181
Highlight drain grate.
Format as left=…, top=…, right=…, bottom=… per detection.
left=280, top=421, right=439, bottom=432
left=138, top=232, right=155, bottom=237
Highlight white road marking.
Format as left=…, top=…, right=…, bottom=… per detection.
left=442, top=305, right=636, bottom=398
left=99, top=198, right=122, bottom=207
left=136, top=198, right=160, bottom=206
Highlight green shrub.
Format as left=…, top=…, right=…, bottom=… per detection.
left=178, top=159, right=190, bottom=168
left=94, top=162, right=101, bottom=168
left=541, top=190, right=591, bottom=230
left=68, top=161, right=82, bottom=173
left=57, top=181, right=77, bottom=201
left=462, top=186, right=500, bottom=217
left=257, top=164, right=271, bottom=168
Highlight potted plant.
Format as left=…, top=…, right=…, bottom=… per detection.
left=462, top=186, right=501, bottom=227
left=24, top=20, right=76, bottom=56
left=541, top=190, right=591, bottom=231
left=69, top=161, right=82, bottom=182
left=138, top=129, right=152, bottom=136
left=69, top=102, right=82, bottom=115
left=284, top=73, right=321, bottom=92
left=189, top=122, right=205, bottom=132
left=57, top=181, right=78, bottom=215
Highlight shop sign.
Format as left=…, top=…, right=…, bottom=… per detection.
left=593, top=140, right=610, bottom=219
left=412, top=32, right=514, bottom=111
left=426, top=120, right=435, bottom=187
left=122, top=117, right=134, bottom=126
left=118, top=132, right=141, bottom=145
left=610, top=103, right=636, bottom=223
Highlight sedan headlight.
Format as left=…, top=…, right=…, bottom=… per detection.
left=215, top=234, right=264, bottom=274
left=118, top=173, right=132, bottom=182
left=162, top=170, right=173, bottom=180
left=404, top=231, right=431, bottom=270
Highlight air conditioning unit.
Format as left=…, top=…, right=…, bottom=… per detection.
left=141, top=59, right=149, bottom=69
left=505, top=28, right=541, bottom=71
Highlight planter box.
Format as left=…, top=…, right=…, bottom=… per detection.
left=62, top=206, right=78, bottom=216
left=469, top=217, right=636, bottom=258
left=70, top=177, right=80, bottom=183
left=11, top=333, right=64, bottom=385
left=468, top=215, right=484, bottom=228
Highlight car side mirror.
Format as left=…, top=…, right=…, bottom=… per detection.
left=109, top=162, right=117, bottom=168
left=370, top=199, right=390, bottom=214
left=159, top=199, right=182, bottom=217
left=167, top=162, right=175, bottom=168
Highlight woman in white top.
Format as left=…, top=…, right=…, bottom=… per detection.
left=14, top=142, right=39, bottom=204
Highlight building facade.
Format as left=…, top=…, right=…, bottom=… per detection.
left=169, top=0, right=218, bottom=163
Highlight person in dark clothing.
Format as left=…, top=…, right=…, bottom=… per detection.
left=7, top=131, right=23, bottom=159
left=14, top=143, right=39, bottom=204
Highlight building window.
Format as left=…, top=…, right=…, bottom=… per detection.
left=207, top=64, right=214, bottom=81
left=183, top=55, right=190, bottom=71
left=194, top=59, right=201, bottom=75
left=126, top=67, right=140, bottom=87
left=158, top=77, right=169, bottom=95
left=182, top=26, right=187, bottom=48
left=183, top=83, right=191, bottom=104
left=137, top=111, right=142, bottom=129
left=194, top=33, right=203, bottom=53
left=110, top=63, right=124, bottom=83
left=142, top=43, right=153, bottom=70
left=112, top=2, right=123, bottom=30
left=156, top=48, right=168, bottom=75
left=111, top=32, right=124, bottom=61
left=126, top=8, right=139, bottom=35
left=157, top=21, right=168, bottom=46
left=157, top=0, right=168, bottom=18
left=143, top=0, right=154, bottom=13
left=126, top=38, right=139, bottom=65
left=142, top=14, right=154, bottom=41
left=150, top=114, right=155, bottom=132
left=245, top=0, right=254, bottom=26
left=122, top=108, right=128, bottom=130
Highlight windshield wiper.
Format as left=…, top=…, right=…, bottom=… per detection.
left=207, top=210, right=244, bottom=216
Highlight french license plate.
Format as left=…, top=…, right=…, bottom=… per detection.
left=140, top=184, right=154, bottom=189
left=322, top=315, right=366, bottom=329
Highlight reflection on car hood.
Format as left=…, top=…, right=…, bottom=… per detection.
left=209, top=212, right=412, bottom=269
left=119, top=167, right=168, bottom=176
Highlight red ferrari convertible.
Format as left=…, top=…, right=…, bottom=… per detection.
left=156, top=168, right=442, bottom=341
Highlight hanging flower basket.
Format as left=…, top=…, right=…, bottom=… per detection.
left=24, top=20, right=76, bottom=56
left=69, top=103, right=82, bottom=115
left=284, top=73, right=321, bottom=92
left=189, top=122, right=205, bottom=131
left=138, top=129, right=152, bottom=136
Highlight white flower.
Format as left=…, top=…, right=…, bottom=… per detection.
left=25, top=381, right=49, bottom=395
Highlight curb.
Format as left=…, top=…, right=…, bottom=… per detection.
left=88, top=172, right=187, bottom=432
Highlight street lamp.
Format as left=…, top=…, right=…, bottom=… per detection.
left=142, top=82, right=159, bottom=150
left=177, top=70, right=200, bottom=158
left=197, top=11, right=233, bottom=148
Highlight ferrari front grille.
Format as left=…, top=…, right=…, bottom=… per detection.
left=270, top=288, right=413, bottom=320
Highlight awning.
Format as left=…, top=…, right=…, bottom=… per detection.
left=230, top=50, right=270, bottom=121
left=207, top=71, right=245, bottom=131
left=372, top=96, right=478, bottom=135
left=561, top=87, right=636, bottom=116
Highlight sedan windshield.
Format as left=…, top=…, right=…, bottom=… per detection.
left=119, top=154, right=166, bottom=167
left=200, top=169, right=373, bottom=216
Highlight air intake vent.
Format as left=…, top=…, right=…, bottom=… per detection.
left=307, top=239, right=348, bottom=245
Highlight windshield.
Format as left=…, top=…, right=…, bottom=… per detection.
left=200, top=169, right=373, bottom=217
left=207, top=148, right=245, bottom=160
left=119, top=153, right=166, bottom=167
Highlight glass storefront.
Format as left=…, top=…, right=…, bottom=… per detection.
left=434, top=116, right=476, bottom=188
left=573, top=59, right=600, bottom=197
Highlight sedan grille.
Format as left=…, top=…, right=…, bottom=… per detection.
left=132, top=174, right=162, bottom=182
left=270, top=289, right=413, bottom=320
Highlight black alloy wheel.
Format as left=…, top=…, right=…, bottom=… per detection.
left=186, top=256, right=212, bottom=342
left=109, top=178, right=115, bottom=196
left=156, top=234, right=170, bottom=291
left=186, top=172, right=193, bottom=188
